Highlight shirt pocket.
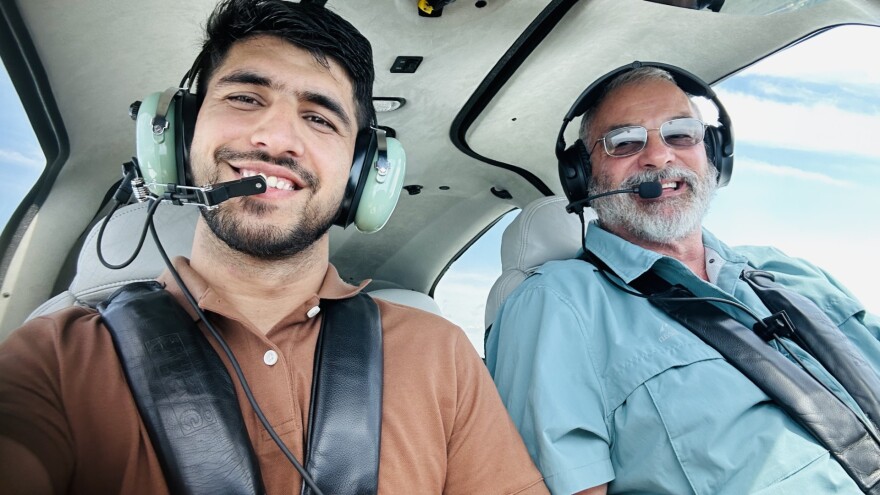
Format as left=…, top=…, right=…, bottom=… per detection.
left=599, top=320, right=724, bottom=413
left=622, top=352, right=829, bottom=495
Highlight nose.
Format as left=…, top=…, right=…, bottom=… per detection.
left=248, top=101, right=306, bottom=158
left=637, top=129, right=675, bottom=169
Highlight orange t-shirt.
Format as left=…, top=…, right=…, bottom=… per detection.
left=0, top=259, right=547, bottom=494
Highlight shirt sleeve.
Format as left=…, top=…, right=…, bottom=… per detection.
left=487, top=279, right=615, bottom=494
left=443, top=329, right=549, bottom=495
left=0, top=315, right=78, bottom=494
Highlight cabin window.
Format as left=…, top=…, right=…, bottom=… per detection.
left=704, top=24, right=880, bottom=314
left=0, top=64, right=45, bottom=230
left=434, top=210, right=518, bottom=356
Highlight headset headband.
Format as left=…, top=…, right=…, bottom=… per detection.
left=555, top=61, right=735, bottom=207
left=558, top=61, right=731, bottom=155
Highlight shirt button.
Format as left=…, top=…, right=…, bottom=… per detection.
left=307, top=305, right=321, bottom=318
left=263, top=350, right=278, bottom=366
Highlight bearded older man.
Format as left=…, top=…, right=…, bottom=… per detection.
left=486, top=64, right=880, bottom=495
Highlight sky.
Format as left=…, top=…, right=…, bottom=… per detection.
left=0, top=73, right=45, bottom=226
left=1, top=26, right=878, bottom=356
left=433, top=25, right=880, bottom=354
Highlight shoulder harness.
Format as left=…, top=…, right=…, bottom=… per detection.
left=581, top=252, right=880, bottom=493
left=97, top=281, right=382, bottom=495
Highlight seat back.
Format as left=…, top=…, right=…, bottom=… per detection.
left=28, top=202, right=200, bottom=319
left=28, top=202, right=442, bottom=320
left=484, top=196, right=594, bottom=329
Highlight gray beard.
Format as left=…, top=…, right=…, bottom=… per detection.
left=588, top=165, right=718, bottom=244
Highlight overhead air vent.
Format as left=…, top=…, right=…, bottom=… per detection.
left=373, top=97, right=406, bottom=113
left=390, top=56, right=423, bottom=74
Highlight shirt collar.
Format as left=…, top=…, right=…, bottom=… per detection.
left=156, top=257, right=370, bottom=323
left=584, top=222, right=748, bottom=284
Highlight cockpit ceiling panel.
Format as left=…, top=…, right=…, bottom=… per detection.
left=462, top=0, right=879, bottom=196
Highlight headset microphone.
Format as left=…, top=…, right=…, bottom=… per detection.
left=566, top=180, right=663, bottom=214
left=123, top=158, right=268, bottom=209
left=162, top=176, right=268, bottom=209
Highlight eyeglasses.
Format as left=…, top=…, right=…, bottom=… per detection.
left=593, top=117, right=707, bottom=157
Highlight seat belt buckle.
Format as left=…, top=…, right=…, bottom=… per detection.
left=754, top=310, right=797, bottom=342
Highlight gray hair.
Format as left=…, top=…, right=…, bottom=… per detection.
left=578, top=66, right=699, bottom=146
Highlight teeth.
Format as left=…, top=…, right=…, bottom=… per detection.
left=661, top=181, right=679, bottom=190
left=238, top=168, right=298, bottom=190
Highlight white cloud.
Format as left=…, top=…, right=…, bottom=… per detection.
left=735, top=158, right=859, bottom=188
left=716, top=89, right=880, bottom=159
left=751, top=80, right=821, bottom=102
left=0, top=148, right=44, bottom=170
left=741, top=26, right=880, bottom=86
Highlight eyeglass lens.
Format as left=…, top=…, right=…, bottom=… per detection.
left=602, top=118, right=705, bottom=157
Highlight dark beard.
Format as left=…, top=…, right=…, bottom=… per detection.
left=200, top=196, right=336, bottom=260
left=195, top=146, right=335, bottom=260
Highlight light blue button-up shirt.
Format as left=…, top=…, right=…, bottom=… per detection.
left=486, top=223, right=880, bottom=495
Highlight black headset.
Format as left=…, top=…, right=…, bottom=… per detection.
left=134, top=51, right=405, bottom=233
left=555, top=61, right=734, bottom=206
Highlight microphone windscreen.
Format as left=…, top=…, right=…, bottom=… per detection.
left=638, top=181, right=663, bottom=199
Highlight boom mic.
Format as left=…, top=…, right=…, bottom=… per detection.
left=130, top=175, right=269, bottom=209
left=635, top=180, right=663, bottom=199
left=565, top=180, right=663, bottom=214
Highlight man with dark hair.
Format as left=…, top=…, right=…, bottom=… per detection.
left=487, top=65, right=880, bottom=494
left=0, top=1, right=548, bottom=493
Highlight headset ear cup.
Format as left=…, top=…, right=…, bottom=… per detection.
left=557, top=139, right=591, bottom=203
left=704, top=126, right=719, bottom=174
left=716, top=124, right=734, bottom=188
left=334, top=128, right=376, bottom=229
left=705, top=125, right=733, bottom=187
left=176, top=91, right=199, bottom=187
left=353, top=136, right=406, bottom=233
left=135, top=89, right=182, bottom=195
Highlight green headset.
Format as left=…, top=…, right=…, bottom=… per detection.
left=133, top=53, right=406, bottom=234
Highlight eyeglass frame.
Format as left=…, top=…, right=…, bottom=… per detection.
left=591, top=117, right=709, bottom=158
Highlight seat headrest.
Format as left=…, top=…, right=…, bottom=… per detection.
left=485, top=196, right=594, bottom=328
left=27, top=201, right=444, bottom=321
left=369, top=288, right=443, bottom=315
left=27, top=202, right=200, bottom=319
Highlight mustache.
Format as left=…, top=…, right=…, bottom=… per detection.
left=214, top=147, right=319, bottom=189
left=618, top=165, right=699, bottom=190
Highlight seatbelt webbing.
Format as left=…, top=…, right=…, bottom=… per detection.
left=98, top=282, right=265, bottom=495
left=99, top=282, right=384, bottom=495
left=629, top=270, right=880, bottom=494
left=303, top=293, right=382, bottom=495
left=743, top=270, right=880, bottom=432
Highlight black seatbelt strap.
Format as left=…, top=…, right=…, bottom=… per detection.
left=743, top=270, right=880, bottom=433
left=303, top=293, right=383, bottom=495
left=99, top=283, right=384, bottom=495
left=626, top=268, right=880, bottom=494
left=98, top=281, right=265, bottom=495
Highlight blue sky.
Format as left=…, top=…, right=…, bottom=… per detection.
left=1, top=26, right=878, bottom=355
left=0, top=71, right=45, bottom=227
